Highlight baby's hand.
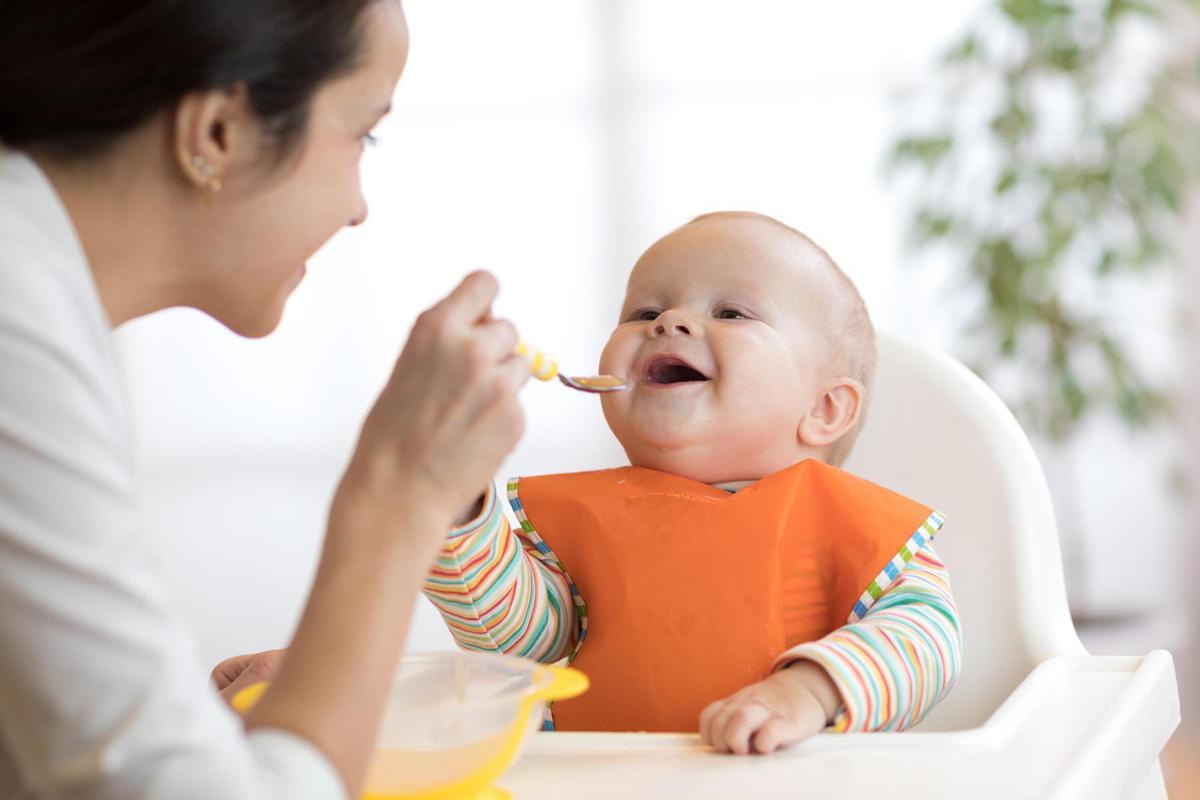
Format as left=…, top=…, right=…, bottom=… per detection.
left=699, top=660, right=840, bottom=755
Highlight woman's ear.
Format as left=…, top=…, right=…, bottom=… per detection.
left=171, top=83, right=254, bottom=191
left=797, top=377, right=865, bottom=448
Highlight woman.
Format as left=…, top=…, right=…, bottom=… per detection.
left=0, top=1, right=528, bottom=797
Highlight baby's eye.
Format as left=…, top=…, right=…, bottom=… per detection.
left=632, top=309, right=661, bottom=322
left=716, top=308, right=748, bottom=320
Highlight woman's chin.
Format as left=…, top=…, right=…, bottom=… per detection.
left=200, top=264, right=308, bottom=338
left=208, top=301, right=286, bottom=339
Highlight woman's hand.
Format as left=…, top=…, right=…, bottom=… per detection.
left=211, top=649, right=286, bottom=709
left=336, top=270, right=530, bottom=555
left=247, top=272, right=530, bottom=792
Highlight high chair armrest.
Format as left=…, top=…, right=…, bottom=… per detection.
left=502, top=651, right=1179, bottom=800
left=1037, top=651, right=1179, bottom=798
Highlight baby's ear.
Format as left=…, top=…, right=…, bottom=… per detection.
left=797, top=377, right=864, bottom=449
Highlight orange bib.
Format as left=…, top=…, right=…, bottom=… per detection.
left=510, top=459, right=938, bottom=732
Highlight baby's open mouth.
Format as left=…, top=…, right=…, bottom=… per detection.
left=644, top=356, right=710, bottom=385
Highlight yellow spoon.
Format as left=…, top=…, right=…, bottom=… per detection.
left=516, top=342, right=630, bottom=393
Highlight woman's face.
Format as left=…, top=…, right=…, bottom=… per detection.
left=195, top=0, right=409, bottom=337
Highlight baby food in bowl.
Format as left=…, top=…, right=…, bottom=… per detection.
left=233, top=651, right=587, bottom=800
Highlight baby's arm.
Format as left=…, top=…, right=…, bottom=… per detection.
left=421, top=484, right=577, bottom=662
left=701, top=541, right=961, bottom=754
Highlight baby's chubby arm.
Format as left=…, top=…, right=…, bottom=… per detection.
left=422, top=483, right=577, bottom=662
left=700, top=660, right=839, bottom=755
left=701, top=541, right=961, bottom=754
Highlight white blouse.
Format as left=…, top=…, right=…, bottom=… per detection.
left=0, top=149, right=345, bottom=799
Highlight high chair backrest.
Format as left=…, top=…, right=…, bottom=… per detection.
left=842, top=332, right=1086, bottom=731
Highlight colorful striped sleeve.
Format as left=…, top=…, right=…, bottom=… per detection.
left=776, top=540, right=962, bottom=732
left=421, top=483, right=577, bottom=663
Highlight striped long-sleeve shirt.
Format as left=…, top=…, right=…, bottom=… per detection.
left=422, top=481, right=962, bottom=732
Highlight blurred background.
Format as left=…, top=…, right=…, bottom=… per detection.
left=112, top=0, right=1198, bottom=792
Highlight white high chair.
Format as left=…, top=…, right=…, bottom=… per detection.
left=500, top=332, right=1181, bottom=800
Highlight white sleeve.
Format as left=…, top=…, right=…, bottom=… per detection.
left=0, top=225, right=345, bottom=797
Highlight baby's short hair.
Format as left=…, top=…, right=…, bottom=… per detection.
left=685, top=211, right=877, bottom=466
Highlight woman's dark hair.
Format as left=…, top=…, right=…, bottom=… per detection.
left=0, top=0, right=376, bottom=160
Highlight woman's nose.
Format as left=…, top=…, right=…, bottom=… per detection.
left=649, top=309, right=698, bottom=338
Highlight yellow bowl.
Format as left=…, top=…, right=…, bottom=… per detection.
left=233, top=651, right=587, bottom=800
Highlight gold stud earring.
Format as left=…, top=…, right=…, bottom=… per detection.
left=191, top=153, right=212, bottom=177
left=191, top=154, right=222, bottom=195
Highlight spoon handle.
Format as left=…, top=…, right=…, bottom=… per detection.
left=515, top=341, right=559, bottom=382
left=516, top=342, right=630, bottom=393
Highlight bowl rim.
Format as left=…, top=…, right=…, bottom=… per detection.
left=390, top=650, right=551, bottom=713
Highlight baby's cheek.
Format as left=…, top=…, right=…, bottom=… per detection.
left=597, top=335, right=626, bottom=376
left=727, top=358, right=794, bottom=404
left=598, top=391, right=631, bottom=435
left=725, top=376, right=803, bottom=435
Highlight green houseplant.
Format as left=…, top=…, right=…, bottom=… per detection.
left=886, top=0, right=1197, bottom=443
left=886, top=0, right=1200, bottom=615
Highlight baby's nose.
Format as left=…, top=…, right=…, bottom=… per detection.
left=652, top=309, right=696, bottom=337
left=654, top=321, right=691, bottom=336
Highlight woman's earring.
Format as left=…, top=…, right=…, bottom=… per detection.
left=191, top=154, right=223, bottom=195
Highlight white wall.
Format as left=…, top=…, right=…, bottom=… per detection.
left=113, top=0, right=1179, bottom=672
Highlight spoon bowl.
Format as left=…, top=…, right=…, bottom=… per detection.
left=557, top=373, right=630, bottom=393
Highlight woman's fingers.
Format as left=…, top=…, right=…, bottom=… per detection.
left=433, top=270, right=500, bottom=326
left=496, top=339, right=532, bottom=390
left=347, top=271, right=532, bottom=532
left=439, top=320, right=529, bottom=460
left=454, top=319, right=522, bottom=408
left=211, top=650, right=279, bottom=689
left=477, top=317, right=520, bottom=363
left=211, top=654, right=250, bottom=691
left=466, top=367, right=528, bottom=447
left=211, top=649, right=286, bottom=706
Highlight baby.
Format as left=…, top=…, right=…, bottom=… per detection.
left=423, top=211, right=961, bottom=754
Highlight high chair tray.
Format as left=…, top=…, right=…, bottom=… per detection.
left=500, top=652, right=1178, bottom=800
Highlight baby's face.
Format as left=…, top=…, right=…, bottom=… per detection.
left=599, top=217, right=835, bottom=484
